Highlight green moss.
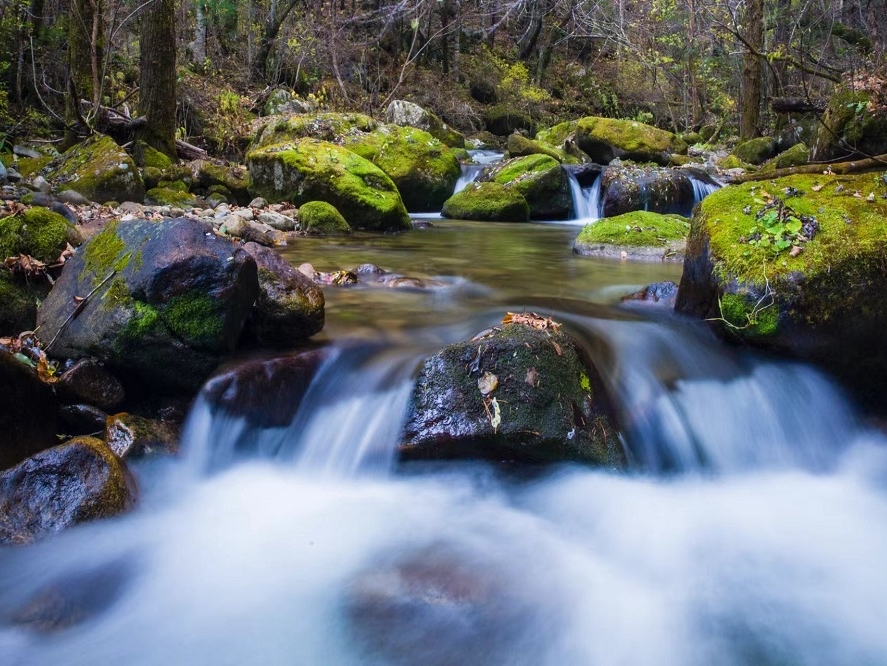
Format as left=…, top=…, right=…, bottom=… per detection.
left=156, top=180, right=189, bottom=192
left=16, top=156, right=51, bottom=178
left=252, top=112, right=378, bottom=148
left=142, top=167, right=163, bottom=189
left=576, top=211, right=690, bottom=247
left=506, top=134, right=564, bottom=162
left=441, top=182, right=530, bottom=222
left=135, top=142, right=173, bottom=170
left=145, top=187, right=197, bottom=207
left=716, top=154, right=752, bottom=170
left=493, top=154, right=559, bottom=184
left=483, top=105, right=535, bottom=137
left=575, top=117, right=688, bottom=161
left=535, top=121, right=578, bottom=147
left=82, top=221, right=132, bottom=279
left=0, top=208, right=70, bottom=263
left=161, top=291, right=224, bottom=348
left=299, top=200, right=351, bottom=235
left=813, top=88, right=887, bottom=160
left=761, top=143, right=809, bottom=172
left=733, top=137, right=777, bottom=165
left=49, top=134, right=145, bottom=204
left=719, top=292, right=779, bottom=337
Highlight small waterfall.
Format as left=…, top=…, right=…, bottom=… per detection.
left=689, top=175, right=720, bottom=206
left=453, top=164, right=483, bottom=194
left=567, top=171, right=602, bottom=224
left=467, top=149, right=505, bottom=165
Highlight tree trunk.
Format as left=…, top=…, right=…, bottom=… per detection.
left=192, top=1, right=207, bottom=71
left=137, top=0, right=177, bottom=159
left=740, top=0, right=764, bottom=140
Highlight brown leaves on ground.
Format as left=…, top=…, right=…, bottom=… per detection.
left=502, top=311, right=561, bottom=332
left=0, top=332, right=59, bottom=383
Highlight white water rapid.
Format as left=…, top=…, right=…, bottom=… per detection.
left=566, top=171, right=602, bottom=224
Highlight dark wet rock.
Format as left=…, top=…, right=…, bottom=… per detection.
left=0, top=271, right=38, bottom=335
left=600, top=165, right=696, bottom=218
left=0, top=436, right=134, bottom=545
left=241, top=242, right=324, bottom=346
left=483, top=105, right=535, bottom=137
left=59, top=404, right=110, bottom=435
left=621, top=281, right=679, bottom=307
left=200, top=348, right=330, bottom=429
left=0, top=349, right=60, bottom=470
left=105, top=413, right=179, bottom=459
left=675, top=172, right=887, bottom=410
left=344, top=543, right=550, bottom=666
left=36, top=217, right=259, bottom=391
left=56, top=189, right=91, bottom=206
left=56, top=358, right=125, bottom=411
left=402, top=320, right=621, bottom=465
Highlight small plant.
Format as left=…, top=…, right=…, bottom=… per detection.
left=740, top=192, right=818, bottom=255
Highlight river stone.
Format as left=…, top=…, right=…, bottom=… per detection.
left=441, top=182, right=530, bottom=222
left=56, top=189, right=91, bottom=206
left=59, top=404, right=110, bottom=435
left=0, top=349, right=60, bottom=470
left=402, top=321, right=621, bottom=465
left=241, top=242, right=324, bottom=346
left=257, top=211, right=297, bottom=231
left=56, top=358, right=125, bottom=411
left=600, top=165, right=696, bottom=218
left=36, top=217, right=259, bottom=391
left=621, top=281, right=679, bottom=307
left=105, top=412, right=179, bottom=459
left=0, top=436, right=133, bottom=545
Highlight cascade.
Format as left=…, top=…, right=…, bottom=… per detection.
left=566, top=171, right=602, bottom=223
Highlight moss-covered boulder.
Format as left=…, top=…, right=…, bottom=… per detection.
left=0, top=271, right=37, bottom=334
left=574, top=211, right=690, bottom=261
left=252, top=112, right=378, bottom=148
left=189, top=160, right=252, bottom=205
left=506, top=133, right=572, bottom=162
left=761, top=143, right=810, bottom=172
left=247, top=138, right=411, bottom=232
left=0, top=436, right=133, bottom=545
left=46, top=134, right=145, bottom=204
left=145, top=187, right=199, bottom=207
left=732, top=137, right=778, bottom=165
left=36, top=218, right=259, bottom=391
left=675, top=173, right=887, bottom=407
left=441, top=182, right=530, bottom=222
left=573, top=117, right=688, bottom=166
left=132, top=141, right=173, bottom=170
left=386, top=100, right=466, bottom=149
left=535, top=121, right=578, bottom=147
left=0, top=207, right=72, bottom=263
left=299, top=200, right=351, bottom=235
left=401, top=319, right=622, bottom=466
left=241, top=241, right=324, bottom=346
left=483, top=105, right=535, bottom=137
left=344, top=125, right=461, bottom=212
left=487, top=154, right=571, bottom=220
left=599, top=165, right=696, bottom=218
left=811, top=88, right=887, bottom=161
left=716, top=154, right=753, bottom=171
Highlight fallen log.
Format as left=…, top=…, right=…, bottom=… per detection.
left=735, top=154, right=887, bottom=183
left=770, top=97, right=825, bottom=114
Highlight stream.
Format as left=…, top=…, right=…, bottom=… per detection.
left=1, top=218, right=887, bottom=665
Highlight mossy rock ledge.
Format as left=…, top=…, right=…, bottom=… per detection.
left=401, top=321, right=623, bottom=466
left=574, top=211, right=690, bottom=261
left=247, top=139, right=411, bottom=232
left=572, top=117, right=688, bottom=166
left=675, top=173, right=887, bottom=407
left=441, top=181, right=530, bottom=222
left=36, top=217, right=259, bottom=391
left=487, top=154, right=572, bottom=220
left=46, top=134, right=145, bottom=204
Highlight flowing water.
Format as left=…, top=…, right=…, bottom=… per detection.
left=2, top=219, right=887, bottom=665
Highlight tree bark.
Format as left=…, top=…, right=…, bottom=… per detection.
left=136, top=0, right=177, bottom=159
left=66, top=0, right=104, bottom=146
left=740, top=0, right=764, bottom=140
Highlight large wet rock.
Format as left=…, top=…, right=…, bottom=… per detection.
left=574, top=211, right=690, bottom=261
left=36, top=218, right=258, bottom=391
left=599, top=165, right=696, bottom=218
left=46, top=134, right=145, bottom=204
left=811, top=86, right=887, bottom=161
left=0, top=436, right=133, bottom=545
left=485, top=154, right=572, bottom=220
left=675, top=173, right=887, bottom=409
left=241, top=242, right=324, bottom=346
left=386, top=100, right=466, bottom=149
left=247, top=138, right=411, bottom=231
left=732, top=137, right=778, bottom=166
left=402, top=318, right=621, bottom=465
left=0, top=349, right=60, bottom=470
left=344, top=124, right=461, bottom=212
left=441, top=182, right=530, bottom=222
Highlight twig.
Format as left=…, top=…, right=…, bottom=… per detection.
left=45, top=270, right=116, bottom=351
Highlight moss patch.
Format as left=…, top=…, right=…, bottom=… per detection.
left=0, top=208, right=70, bottom=262
left=718, top=291, right=779, bottom=337
left=145, top=187, right=198, bottom=207
left=535, top=121, right=578, bottom=147
left=441, top=181, right=530, bottom=222
left=48, top=134, right=145, bottom=204
left=733, top=137, right=777, bottom=165
left=299, top=200, right=351, bottom=235
left=161, top=291, right=224, bottom=349
left=82, top=221, right=133, bottom=279
left=574, top=117, right=687, bottom=164
left=252, top=112, right=378, bottom=148
left=576, top=211, right=690, bottom=247
left=762, top=143, right=809, bottom=171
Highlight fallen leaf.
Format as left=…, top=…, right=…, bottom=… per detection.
left=478, top=371, right=498, bottom=396
left=503, top=312, right=561, bottom=332
left=551, top=340, right=562, bottom=356
left=790, top=245, right=803, bottom=257
left=489, top=397, right=501, bottom=432
left=811, top=184, right=824, bottom=192
left=525, top=367, right=538, bottom=387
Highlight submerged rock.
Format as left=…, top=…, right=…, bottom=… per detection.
left=36, top=217, right=258, bottom=391
left=675, top=173, right=887, bottom=408
left=0, top=436, right=133, bottom=545
left=621, top=281, right=679, bottom=308
left=402, top=317, right=621, bottom=465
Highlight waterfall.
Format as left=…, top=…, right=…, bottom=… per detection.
left=567, top=171, right=602, bottom=224
left=689, top=175, right=720, bottom=206
left=453, top=164, right=483, bottom=194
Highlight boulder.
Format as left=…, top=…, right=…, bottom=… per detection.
left=240, top=241, right=324, bottom=346
left=506, top=133, right=569, bottom=162
left=385, top=100, right=466, bottom=148
left=572, top=117, right=688, bottom=166
left=441, top=182, right=530, bottom=222
left=675, top=173, right=887, bottom=409
left=189, top=160, right=252, bottom=205
left=599, top=165, right=696, bottom=218
left=0, top=349, right=60, bottom=470
left=247, top=138, right=411, bottom=232
left=298, top=200, right=351, bottom=235
left=732, top=137, right=778, bottom=165
left=344, top=125, right=461, bottom=212
left=0, top=436, right=133, bottom=545
left=621, top=281, right=679, bottom=308
left=811, top=87, right=887, bottom=161
left=105, top=412, right=179, bottom=459
left=761, top=143, right=810, bottom=172
left=145, top=187, right=199, bottom=208
left=574, top=211, right=690, bottom=261
left=0, top=207, right=74, bottom=263
left=483, top=105, right=535, bottom=137
left=46, top=134, right=145, bottom=204
left=56, top=358, right=125, bottom=411
left=402, top=318, right=622, bottom=465
left=251, top=112, right=378, bottom=149
left=486, top=154, right=572, bottom=220
left=36, top=217, right=259, bottom=391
